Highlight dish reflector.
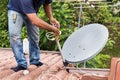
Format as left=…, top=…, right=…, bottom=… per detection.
left=62, top=23, right=109, bottom=63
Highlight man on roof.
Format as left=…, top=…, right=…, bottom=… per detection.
left=7, top=0, right=60, bottom=72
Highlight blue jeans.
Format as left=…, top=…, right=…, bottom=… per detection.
left=8, top=10, right=40, bottom=68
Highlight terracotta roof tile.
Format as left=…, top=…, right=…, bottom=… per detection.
left=0, top=48, right=109, bottom=80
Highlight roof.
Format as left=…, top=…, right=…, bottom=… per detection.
left=0, top=48, right=109, bottom=80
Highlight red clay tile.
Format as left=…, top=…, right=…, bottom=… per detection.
left=0, top=48, right=110, bottom=80
left=49, top=59, right=63, bottom=71
left=0, top=69, right=15, bottom=79
left=64, top=72, right=82, bottom=80
left=81, top=75, right=108, bottom=80
left=108, top=57, right=120, bottom=80
left=49, top=70, right=68, bottom=80
left=19, top=65, right=49, bottom=80
left=2, top=70, right=24, bottom=80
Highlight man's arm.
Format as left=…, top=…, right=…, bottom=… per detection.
left=20, top=0, right=60, bottom=35
left=43, top=4, right=53, bottom=20
left=26, top=13, right=60, bottom=35
left=43, top=4, right=60, bottom=28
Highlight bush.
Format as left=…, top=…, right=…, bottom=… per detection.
left=0, top=0, right=10, bottom=48
left=86, top=54, right=111, bottom=68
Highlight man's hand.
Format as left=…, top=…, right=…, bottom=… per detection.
left=52, top=26, right=60, bottom=37
left=50, top=17, right=60, bottom=40
left=50, top=18, right=60, bottom=28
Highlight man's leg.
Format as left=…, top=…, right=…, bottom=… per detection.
left=23, top=16, right=43, bottom=66
left=8, top=10, right=27, bottom=70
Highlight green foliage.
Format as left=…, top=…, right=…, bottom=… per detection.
left=102, top=23, right=120, bottom=57
left=39, top=2, right=76, bottom=28
left=86, top=54, right=111, bottom=68
left=112, top=0, right=120, bottom=3
left=21, top=26, right=28, bottom=39
left=106, top=38, right=115, bottom=49
left=77, top=53, right=111, bottom=68
left=0, top=0, right=8, bottom=28
left=81, top=3, right=113, bottom=24
left=0, top=0, right=9, bottom=48
left=52, top=2, right=76, bottom=28
left=0, top=30, right=10, bottom=48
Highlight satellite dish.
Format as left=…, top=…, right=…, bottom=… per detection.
left=62, top=23, right=109, bottom=63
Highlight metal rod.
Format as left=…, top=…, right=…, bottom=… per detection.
left=78, top=1, right=82, bottom=28
left=74, top=5, right=115, bottom=8
left=55, top=38, right=65, bottom=62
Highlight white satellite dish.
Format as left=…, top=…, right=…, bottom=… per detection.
left=62, top=23, right=109, bottom=63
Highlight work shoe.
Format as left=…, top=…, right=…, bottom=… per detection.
left=34, top=62, right=43, bottom=67
left=11, top=65, right=27, bottom=72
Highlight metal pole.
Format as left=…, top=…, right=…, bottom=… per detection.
left=78, top=1, right=82, bottom=28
